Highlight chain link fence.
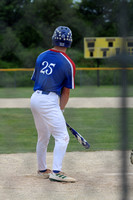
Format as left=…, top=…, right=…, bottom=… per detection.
left=0, top=68, right=133, bottom=88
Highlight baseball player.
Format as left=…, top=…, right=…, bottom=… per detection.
left=30, top=26, right=76, bottom=182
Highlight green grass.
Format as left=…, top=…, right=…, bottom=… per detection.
left=0, top=85, right=133, bottom=98
left=0, top=108, right=133, bottom=154
left=0, top=85, right=133, bottom=154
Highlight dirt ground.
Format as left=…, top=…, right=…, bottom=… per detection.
left=0, top=151, right=133, bottom=200
left=0, top=97, right=133, bottom=108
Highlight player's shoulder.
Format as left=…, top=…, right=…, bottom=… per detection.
left=38, top=50, right=50, bottom=57
left=36, top=50, right=51, bottom=63
left=47, top=49, right=75, bottom=66
left=60, top=52, right=75, bottom=67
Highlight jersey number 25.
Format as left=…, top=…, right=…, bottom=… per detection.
left=40, top=61, right=56, bottom=75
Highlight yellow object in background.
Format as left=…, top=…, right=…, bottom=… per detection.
left=84, top=37, right=133, bottom=58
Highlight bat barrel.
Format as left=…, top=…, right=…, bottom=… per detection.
left=66, top=122, right=90, bottom=149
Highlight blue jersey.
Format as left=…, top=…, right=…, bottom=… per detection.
left=31, top=49, right=76, bottom=96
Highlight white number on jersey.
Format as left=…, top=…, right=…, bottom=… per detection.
left=40, top=61, right=56, bottom=75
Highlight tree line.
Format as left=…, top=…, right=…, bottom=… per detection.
left=0, top=0, right=133, bottom=68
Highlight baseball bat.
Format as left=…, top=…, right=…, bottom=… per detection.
left=66, top=123, right=90, bottom=149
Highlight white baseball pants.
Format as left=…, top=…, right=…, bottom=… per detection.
left=30, top=91, right=69, bottom=171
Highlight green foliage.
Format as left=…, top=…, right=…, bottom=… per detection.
left=0, top=0, right=133, bottom=73
left=17, top=25, right=42, bottom=48
left=0, top=0, right=25, bottom=26
left=67, top=48, right=83, bottom=64
left=0, top=60, right=19, bottom=68
left=16, top=47, right=44, bottom=68
left=34, top=0, right=63, bottom=25
left=0, top=0, right=89, bottom=67
left=77, top=0, right=120, bottom=36
left=0, top=27, right=22, bottom=62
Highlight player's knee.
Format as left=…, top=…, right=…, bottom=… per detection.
left=64, top=134, right=69, bottom=144
left=62, top=134, right=70, bottom=146
left=37, top=137, right=50, bottom=147
left=55, top=134, right=69, bottom=146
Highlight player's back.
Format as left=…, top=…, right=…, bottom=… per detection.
left=32, top=49, right=75, bottom=96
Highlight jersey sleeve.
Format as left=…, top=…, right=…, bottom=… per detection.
left=63, top=61, right=76, bottom=89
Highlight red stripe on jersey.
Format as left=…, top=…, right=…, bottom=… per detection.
left=61, top=52, right=75, bottom=89
left=49, top=49, right=76, bottom=88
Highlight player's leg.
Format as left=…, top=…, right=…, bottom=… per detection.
left=49, top=111, right=77, bottom=182
left=35, top=116, right=50, bottom=170
left=52, top=128, right=69, bottom=171
left=51, top=108, right=69, bottom=171
left=30, top=93, right=51, bottom=171
left=47, top=97, right=76, bottom=182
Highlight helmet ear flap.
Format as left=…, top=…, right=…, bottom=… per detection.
left=52, top=26, right=72, bottom=48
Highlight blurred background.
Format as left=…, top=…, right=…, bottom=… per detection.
left=0, top=0, right=133, bottom=87
left=0, top=1, right=133, bottom=199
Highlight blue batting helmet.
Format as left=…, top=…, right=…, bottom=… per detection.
left=52, top=26, right=72, bottom=48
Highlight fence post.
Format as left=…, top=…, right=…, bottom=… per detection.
left=96, top=59, right=100, bottom=87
